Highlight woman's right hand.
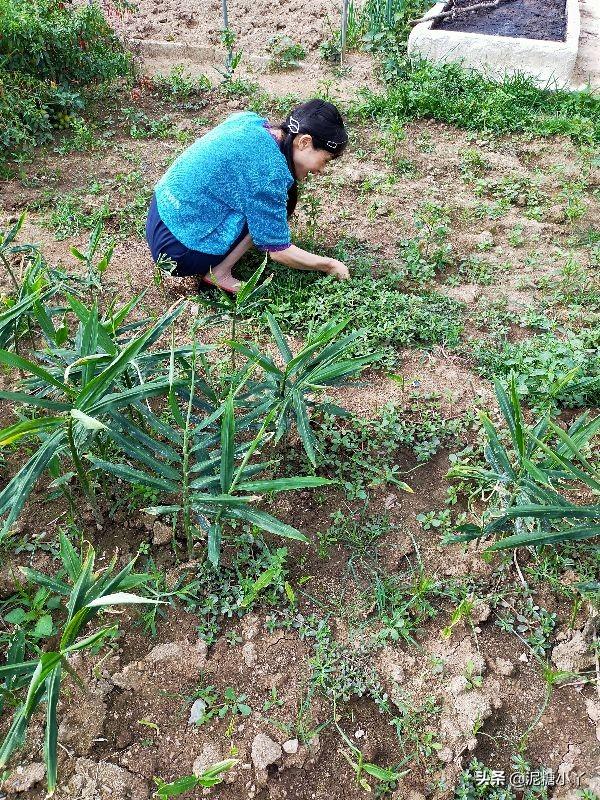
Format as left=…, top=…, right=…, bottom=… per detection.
left=325, top=258, right=350, bottom=280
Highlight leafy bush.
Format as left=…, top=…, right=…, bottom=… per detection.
left=0, top=0, right=130, bottom=158
left=474, top=330, right=600, bottom=412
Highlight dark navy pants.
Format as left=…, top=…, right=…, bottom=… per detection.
left=146, top=195, right=248, bottom=277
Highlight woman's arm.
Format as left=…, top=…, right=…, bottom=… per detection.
left=268, top=244, right=350, bottom=279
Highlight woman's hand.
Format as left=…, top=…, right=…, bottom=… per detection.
left=325, top=258, right=350, bottom=280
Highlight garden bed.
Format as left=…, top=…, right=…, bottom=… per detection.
left=433, top=0, right=567, bottom=42
left=408, top=0, right=580, bottom=87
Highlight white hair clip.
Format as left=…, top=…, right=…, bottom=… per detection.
left=326, top=140, right=338, bottom=149
left=288, top=115, right=300, bottom=133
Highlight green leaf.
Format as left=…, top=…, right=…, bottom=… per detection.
left=236, top=477, right=331, bottom=493
left=4, top=608, right=27, bottom=625
left=0, top=417, right=64, bottom=447
left=44, top=663, right=61, bottom=795
left=60, top=531, right=82, bottom=582
left=487, top=524, right=600, bottom=550
left=265, top=311, right=293, bottom=363
left=32, top=615, right=53, bottom=638
left=86, top=456, right=179, bottom=494
left=220, top=394, right=235, bottom=493
left=0, top=350, right=71, bottom=394
left=293, top=391, right=316, bottom=466
left=19, top=567, right=69, bottom=595
left=226, top=506, right=308, bottom=542
left=208, top=522, right=222, bottom=568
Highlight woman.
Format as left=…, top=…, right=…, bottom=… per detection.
left=146, top=99, right=350, bottom=293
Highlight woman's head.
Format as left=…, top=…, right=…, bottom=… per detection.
left=276, top=99, right=348, bottom=213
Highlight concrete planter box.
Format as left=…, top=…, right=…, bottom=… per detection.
left=407, top=0, right=580, bottom=88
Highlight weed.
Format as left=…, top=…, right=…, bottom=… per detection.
left=494, top=597, right=557, bottom=656
left=267, top=35, right=306, bottom=70
left=314, top=398, right=473, bottom=499
left=153, top=65, right=211, bottom=101
left=473, top=329, right=600, bottom=412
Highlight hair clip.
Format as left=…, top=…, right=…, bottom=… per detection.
left=326, top=140, right=338, bottom=149
left=288, top=115, right=300, bottom=134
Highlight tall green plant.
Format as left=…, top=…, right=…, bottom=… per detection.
left=0, top=300, right=189, bottom=537
left=448, top=374, right=600, bottom=549
left=89, top=349, right=331, bottom=563
left=0, top=532, right=157, bottom=796
left=228, top=312, right=380, bottom=465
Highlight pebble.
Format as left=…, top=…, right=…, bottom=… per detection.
left=188, top=698, right=207, bottom=725
left=282, top=738, right=299, bottom=754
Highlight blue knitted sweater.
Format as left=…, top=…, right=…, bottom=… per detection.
left=154, top=112, right=293, bottom=255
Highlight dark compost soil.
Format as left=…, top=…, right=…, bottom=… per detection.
left=433, top=0, right=567, bottom=41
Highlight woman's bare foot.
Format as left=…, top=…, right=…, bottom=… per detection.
left=203, top=270, right=242, bottom=294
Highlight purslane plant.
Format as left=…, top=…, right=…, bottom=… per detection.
left=0, top=532, right=158, bottom=796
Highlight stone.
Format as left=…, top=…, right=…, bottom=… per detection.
left=112, top=640, right=208, bottom=692
left=62, top=758, right=148, bottom=800
left=551, top=620, right=597, bottom=673
left=152, top=520, right=172, bottom=545
left=0, top=563, right=18, bottom=598
left=492, top=657, right=516, bottom=677
left=1, top=762, right=46, bottom=793
left=188, top=698, right=207, bottom=725
left=438, top=746, right=454, bottom=763
left=241, top=614, right=260, bottom=641
left=471, top=601, right=491, bottom=624
left=193, top=743, right=223, bottom=776
left=282, top=739, right=299, bottom=754
left=251, top=734, right=282, bottom=772
left=242, top=641, right=257, bottom=667
left=585, top=698, right=600, bottom=742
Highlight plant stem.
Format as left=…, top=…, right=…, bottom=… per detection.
left=67, top=418, right=103, bottom=527
left=182, top=348, right=197, bottom=558
left=0, top=252, right=20, bottom=292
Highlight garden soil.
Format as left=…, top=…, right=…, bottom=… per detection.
left=1, top=82, right=599, bottom=800
left=434, top=0, right=567, bottom=41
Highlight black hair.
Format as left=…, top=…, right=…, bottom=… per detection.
left=275, top=99, right=348, bottom=217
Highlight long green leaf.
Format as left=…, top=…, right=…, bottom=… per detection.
left=226, top=505, right=308, bottom=542
left=237, top=477, right=332, bottom=493
left=488, top=524, right=600, bottom=549
left=293, top=391, right=316, bottom=466
left=220, top=394, right=235, bottom=493
left=76, top=302, right=184, bottom=410
left=0, top=417, right=63, bottom=447
left=86, top=456, right=179, bottom=494
left=0, top=350, right=71, bottom=394
left=44, top=663, right=61, bottom=795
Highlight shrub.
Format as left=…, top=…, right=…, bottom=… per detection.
left=0, top=0, right=131, bottom=159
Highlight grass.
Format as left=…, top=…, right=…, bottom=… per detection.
left=353, top=58, right=600, bottom=143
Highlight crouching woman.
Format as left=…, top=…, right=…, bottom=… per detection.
left=146, top=99, right=350, bottom=293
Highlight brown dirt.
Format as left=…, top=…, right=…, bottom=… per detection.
left=1, top=73, right=599, bottom=800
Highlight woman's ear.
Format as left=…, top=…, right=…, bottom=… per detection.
left=295, top=133, right=313, bottom=151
